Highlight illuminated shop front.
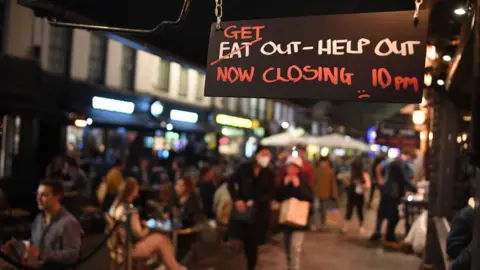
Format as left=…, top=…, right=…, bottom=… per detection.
left=65, top=95, right=150, bottom=162
left=63, top=79, right=213, bottom=165
left=214, top=113, right=265, bottom=157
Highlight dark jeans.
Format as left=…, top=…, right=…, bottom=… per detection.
left=242, top=225, right=259, bottom=270
left=345, top=193, right=364, bottom=222
left=374, top=196, right=400, bottom=241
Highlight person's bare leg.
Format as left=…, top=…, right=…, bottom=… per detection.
left=154, top=234, right=181, bottom=270
left=133, top=234, right=181, bottom=270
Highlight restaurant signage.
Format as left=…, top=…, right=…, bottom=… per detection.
left=375, top=127, right=420, bottom=149
left=205, top=11, right=429, bottom=103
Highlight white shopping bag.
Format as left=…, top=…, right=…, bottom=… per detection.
left=404, top=210, right=428, bottom=254
left=279, top=197, right=310, bottom=227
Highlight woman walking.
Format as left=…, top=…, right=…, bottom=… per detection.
left=228, top=146, right=276, bottom=270
left=343, top=159, right=371, bottom=234
left=277, top=156, right=313, bottom=270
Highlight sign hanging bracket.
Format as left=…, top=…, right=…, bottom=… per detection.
left=413, top=0, right=423, bottom=26
left=45, top=0, right=191, bottom=34
left=214, top=0, right=223, bottom=31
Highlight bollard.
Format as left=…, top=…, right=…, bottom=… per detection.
left=125, top=203, right=134, bottom=270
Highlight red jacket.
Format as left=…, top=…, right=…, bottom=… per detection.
left=276, top=157, right=314, bottom=188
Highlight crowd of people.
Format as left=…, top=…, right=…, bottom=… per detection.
left=2, top=142, right=467, bottom=270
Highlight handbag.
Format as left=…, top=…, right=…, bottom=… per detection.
left=231, top=204, right=256, bottom=224
left=279, top=197, right=310, bottom=227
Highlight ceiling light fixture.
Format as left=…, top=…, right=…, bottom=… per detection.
left=442, top=55, right=452, bottom=62
left=454, top=7, right=466, bottom=16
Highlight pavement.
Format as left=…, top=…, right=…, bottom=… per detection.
left=2, top=192, right=423, bottom=270
left=211, top=193, right=422, bottom=270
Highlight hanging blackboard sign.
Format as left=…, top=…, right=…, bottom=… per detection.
left=205, top=10, right=429, bottom=103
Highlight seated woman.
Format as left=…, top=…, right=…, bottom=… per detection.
left=168, top=176, right=201, bottom=260
left=169, top=176, right=201, bottom=229
left=109, top=177, right=186, bottom=270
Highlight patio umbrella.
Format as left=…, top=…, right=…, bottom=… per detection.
left=261, top=128, right=305, bottom=146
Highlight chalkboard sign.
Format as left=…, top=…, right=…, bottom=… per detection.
left=205, top=10, right=429, bottom=103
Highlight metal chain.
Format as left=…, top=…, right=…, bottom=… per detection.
left=215, top=0, right=223, bottom=30
left=413, top=0, right=423, bottom=20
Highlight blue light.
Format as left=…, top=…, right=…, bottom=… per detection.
left=366, top=127, right=377, bottom=144
left=117, top=127, right=126, bottom=133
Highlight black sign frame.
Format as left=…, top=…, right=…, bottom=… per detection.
left=205, top=10, right=429, bottom=103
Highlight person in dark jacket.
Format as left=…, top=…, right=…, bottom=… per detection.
left=276, top=156, right=313, bottom=270
left=369, top=148, right=418, bottom=245
left=169, top=175, right=201, bottom=261
left=199, top=166, right=217, bottom=219
left=169, top=175, right=201, bottom=229
left=228, top=146, right=276, bottom=270
left=447, top=198, right=475, bottom=270
left=367, top=152, right=386, bottom=209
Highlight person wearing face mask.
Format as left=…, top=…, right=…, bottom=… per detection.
left=228, top=145, right=276, bottom=270
left=276, top=145, right=314, bottom=188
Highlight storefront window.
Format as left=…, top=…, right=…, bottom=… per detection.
left=120, top=45, right=136, bottom=90
left=266, top=100, right=274, bottom=121
left=178, top=67, right=188, bottom=97
left=48, top=27, right=71, bottom=75
left=258, top=98, right=266, bottom=121
left=274, top=102, right=282, bottom=121
left=66, top=126, right=84, bottom=157
left=228, top=98, right=237, bottom=112
left=219, top=127, right=245, bottom=156
left=249, top=98, right=257, bottom=118
left=0, top=115, right=20, bottom=178
left=82, top=128, right=104, bottom=160
left=155, top=57, right=170, bottom=93
left=282, top=104, right=289, bottom=121
left=196, top=73, right=205, bottom=101
left=241, top=98, right=249, bottom=116
left=88, top=33, right=107, bottom=84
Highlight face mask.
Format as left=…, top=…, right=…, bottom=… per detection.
left=256, top=157, right=271, bottom=168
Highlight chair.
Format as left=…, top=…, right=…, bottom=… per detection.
left=104, top=213, right=162, bottom=270
left=104, top=214, right=126, bottom=270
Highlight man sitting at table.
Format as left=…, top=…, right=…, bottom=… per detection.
left=3, top=179, right=83, bottom=269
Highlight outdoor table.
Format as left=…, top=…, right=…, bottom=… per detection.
left=402, top=196, right=428, bottom=233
